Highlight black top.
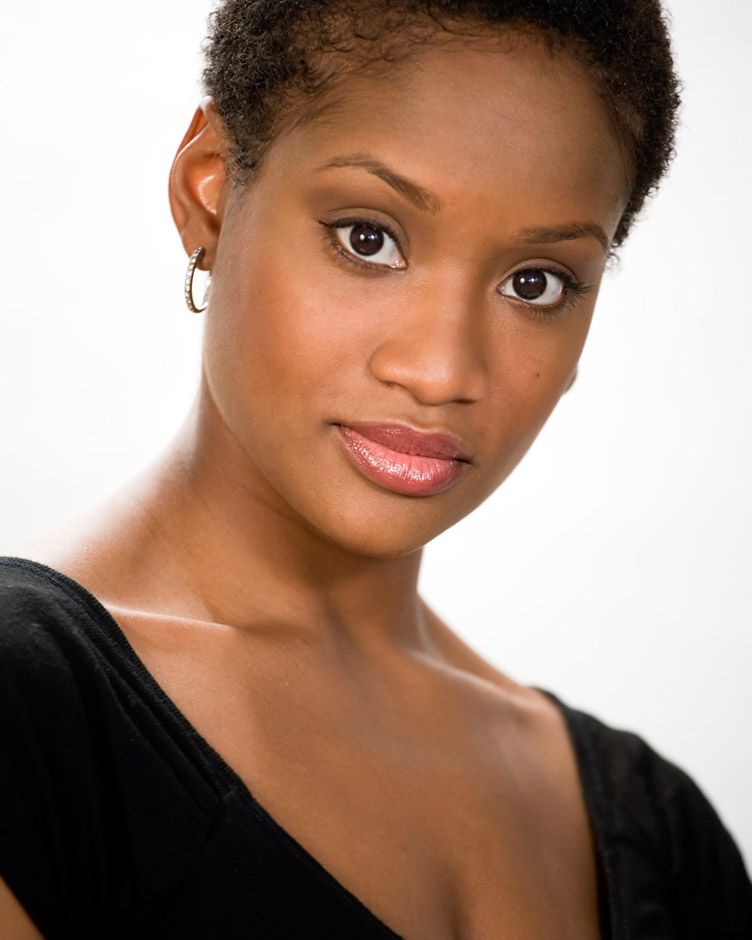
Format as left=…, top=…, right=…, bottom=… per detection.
left=0, top=556, right=750, bottom=939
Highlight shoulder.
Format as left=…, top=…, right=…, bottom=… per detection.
left=0, top=555, right=105, bottom=677
left=0, top=555, right=136, bottom=751
left=547, top=690, right=752, bottom=936
left=0, top=553, right=96, bottom=614
left=0, top=556, right=120, bottom=754
left=553, top=689, right=741, bottom=828
left=0, top=558, right=109, bottom=934
left=0, top=557, right=221, bottom=933
left=0, top=555, right=89, bottom=658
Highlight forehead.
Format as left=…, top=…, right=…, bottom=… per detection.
left=263, top=33, right=629, bottom=235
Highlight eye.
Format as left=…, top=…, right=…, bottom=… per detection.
left=499, top=268, right=570, bottom=307
left=322, top=217, right=406, bottom=270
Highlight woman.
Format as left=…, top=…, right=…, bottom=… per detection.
left=1, top=0, right=750, bottom=937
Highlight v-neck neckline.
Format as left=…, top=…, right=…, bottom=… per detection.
left=531, top=687, right=619, bottom=940
left=2, top=557, right=619, bottom=939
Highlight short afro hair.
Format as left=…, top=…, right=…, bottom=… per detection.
left=202, top=0, right=681, bottom=247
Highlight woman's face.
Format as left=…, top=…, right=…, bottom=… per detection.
left=199, top=33, right=628, bottom=558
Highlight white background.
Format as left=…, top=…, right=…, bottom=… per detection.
left=1, top=1, right=751, bottom=866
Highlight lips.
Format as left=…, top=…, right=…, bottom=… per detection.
left=341, top=423, right=472, bottom=461
left=334, top=422, right=472, bottom=497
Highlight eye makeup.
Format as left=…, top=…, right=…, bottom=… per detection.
left=316, top=213, right=595, bottom=318
left=318, top=215, right=406, bottom=273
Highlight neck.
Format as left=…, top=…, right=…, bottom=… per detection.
left=119, top=376, right=436, bottom=664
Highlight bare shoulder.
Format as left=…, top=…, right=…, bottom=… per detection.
left=420, top=605, right=599, bottom=895
left=424, top=604, right=537, bottom=697
left=421, top=603, right=567, bottom=736
left=4, top=470, right=166, bottom=609
left=0, top=876, right=43, bottom=940
left=7, top=518, right=127, bottom=607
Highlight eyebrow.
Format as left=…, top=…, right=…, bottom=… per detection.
left=316, top=153, right=442, bottom=215
left=517, top=222, right=611, bottom=254
left=317, top=152, right=610, bottom=252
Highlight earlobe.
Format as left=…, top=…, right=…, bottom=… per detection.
left=168, top=98, right=230, bottom=271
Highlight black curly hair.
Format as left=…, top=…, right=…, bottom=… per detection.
left=202, top=0, right=680, bottom=247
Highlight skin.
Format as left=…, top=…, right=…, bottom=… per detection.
left=4, top=28, right=630, bottom=940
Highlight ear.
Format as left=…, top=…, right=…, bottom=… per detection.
left=168, top=97, right=231, bottom=271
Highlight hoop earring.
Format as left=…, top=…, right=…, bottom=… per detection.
left=184, top=246, right=210, bottom=314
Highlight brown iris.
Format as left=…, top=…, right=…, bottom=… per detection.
left=512, top=269, right=549, bottom=301
left=350, top=224, right=384, bottom=256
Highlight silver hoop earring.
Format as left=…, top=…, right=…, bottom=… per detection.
left=184, top=246, right=210, bottom=314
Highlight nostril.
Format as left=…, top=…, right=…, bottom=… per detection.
left=367, top=335, right=487, bottom=408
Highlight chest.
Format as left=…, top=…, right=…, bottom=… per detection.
left=115, top=616, right=603, bottom=940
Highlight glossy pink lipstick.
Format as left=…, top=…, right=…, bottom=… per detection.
left=335, top=422, right=472, bottom=497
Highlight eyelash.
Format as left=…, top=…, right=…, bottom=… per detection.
left=518, top=273, right=593, bottom=321
left=318, top=215, right=403, bottom=274
left=317, top=215, right=592, bottom=316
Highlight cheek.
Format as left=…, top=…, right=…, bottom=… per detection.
left=202, top=240, right=365, bottom=446
left=477, top=310, right=594, bottom=482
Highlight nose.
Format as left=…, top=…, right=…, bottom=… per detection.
left=367, top=276, right=489, bottom=407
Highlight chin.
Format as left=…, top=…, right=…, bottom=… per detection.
left=291, top=485, right=480, bottom=560
left=310, top=519, right=435, bottom=560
